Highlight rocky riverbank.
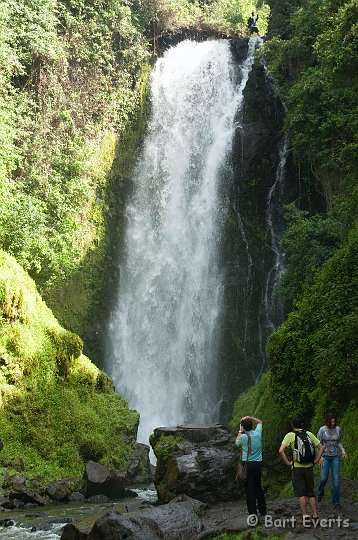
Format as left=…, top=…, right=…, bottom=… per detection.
left=0, top=442, right=152, bottom=511
left=60, top=491, right=358, bottom=540
left=1, top=424, right=357, bottom=539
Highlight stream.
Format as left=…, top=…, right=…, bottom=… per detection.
left=0, top=485, right=157, bottom=539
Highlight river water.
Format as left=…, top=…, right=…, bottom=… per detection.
left=0, top=486, right=157, bottom=539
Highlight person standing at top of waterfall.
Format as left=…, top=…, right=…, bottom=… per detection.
left=316, top=413, right=347, bottom=508
left=236, top=415, right=267, bottom=517
left=248, top=12, right=259, bottom=35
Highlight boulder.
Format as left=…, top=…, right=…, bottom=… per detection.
left=150, top=424, right=239, bottom=504
left=46, top=477, right=85, bottom=502
left=84, top=461, right=125, bottom=499
left=87, top=513, right=162, bottom=540
left=86, top=495, right=205, bottom=540
left=61, top=502, right=127, bottom=540
left=47, top=480, right=72, bottom=502
left=68, top=492, right=86, bottom=503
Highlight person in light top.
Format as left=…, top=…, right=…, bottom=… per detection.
left=236, top=415, right=266, bottom=517
left=317, top=412, right=347, bottom=508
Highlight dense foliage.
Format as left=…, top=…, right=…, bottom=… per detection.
left=231, top=0, right=358, bottom=482
left=0, top=0, right=149, bottom=292
left=0, top=0, right=268, bottom=347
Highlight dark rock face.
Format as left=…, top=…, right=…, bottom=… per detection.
left=150, top=425, right=238, bottom=504
left=125, top=442, right=153, bottom=484
left=218, top=39, right=293, bottom=420
left=230, top=37, right=249, bottom=63
left=84, top=461, right=126, bottom=499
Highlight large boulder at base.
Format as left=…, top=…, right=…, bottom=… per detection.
left=150, top=424, right=238, bottom=504
left=84, top=461, right=125, bottom=499
left=86, top=495, right=205, bottom=540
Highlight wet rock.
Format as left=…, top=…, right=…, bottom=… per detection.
left=84, top=461, right=126, bottom=499
left=2, top=497, right=26, bottom=509
left=9, top=487, right=47, bottom=506
left=2, top=471, right=48, bottom=506
left=0, top=519, right=15, bottom=527
left=150, top=424, right=238, bottom=504
left=68, top=491, right=86, bottom=503
left=24, top=502, right=39, bottom=509
left=231, top=37, right=249, bottom=63
left=87, top=494, right=109, bottom=503
left=125, top=443, right=152, bottom=484
left=86, top=495, right=205, bottom=540
left=52, top=517, right=74, bottom=524
left=0, top=495, right=9, bottom=509
left=124, top=489, right=138, bottom=498
left=61, top=502, right=127, bottom=540
left=46, top=477, right=85, bottom=502
left=47, top=479, right=73, bottom=501
left=88, top=512, right=162, bottom=540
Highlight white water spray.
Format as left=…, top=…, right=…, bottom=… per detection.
left=107, top=39, right=257, bottom=447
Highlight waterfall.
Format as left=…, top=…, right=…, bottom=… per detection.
left=256, top=138, right=288, bottom=378
left=264, top=138, right=288, bottom=332
left=106, top=38, right=258, bottom=447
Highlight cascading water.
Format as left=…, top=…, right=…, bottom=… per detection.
left=256, top=138, right=288, bottom=378
left=106, top=38, right=258, bottom=447
left=264, top=138, right=288, bottom=332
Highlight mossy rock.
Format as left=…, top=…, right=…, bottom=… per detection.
left=0, top=250, right=139, bottom=481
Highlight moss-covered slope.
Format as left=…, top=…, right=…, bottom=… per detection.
left=0, top=250, right=139, bottom=480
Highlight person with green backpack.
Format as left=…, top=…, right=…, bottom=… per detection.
left=279, top=416, right=323, bottom=523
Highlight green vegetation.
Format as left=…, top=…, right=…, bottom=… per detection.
left=0, top=0, right=269, bottom=353
left=149, top=432, right=185, bottom=460
left=0, top=250, right=139, bottom=479
left=231, top=0, right=358, bottom=484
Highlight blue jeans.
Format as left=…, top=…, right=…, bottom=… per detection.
left=317, top=454, right=340, bottom=504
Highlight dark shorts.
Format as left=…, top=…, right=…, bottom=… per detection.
left=250, top=26, right=259, bottom=34
left=292, top=466, right=315, bottom=497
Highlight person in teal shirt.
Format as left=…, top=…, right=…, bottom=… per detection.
left=236, top=415, right=266, bottom=516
